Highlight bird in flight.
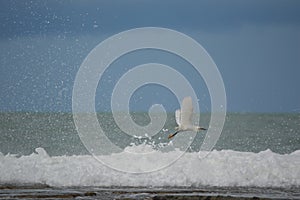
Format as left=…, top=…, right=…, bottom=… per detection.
left=168, top=96, right=207, bottom=139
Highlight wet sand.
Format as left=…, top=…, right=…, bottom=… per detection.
left=0, top=185, right=299, bottom=199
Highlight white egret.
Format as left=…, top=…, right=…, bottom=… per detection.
left=168, top=96, right=206, bottom=139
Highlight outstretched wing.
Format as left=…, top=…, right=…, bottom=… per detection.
left=175, top=109, right=181, bottom=126
left=180, top=96, right=193, bottom=126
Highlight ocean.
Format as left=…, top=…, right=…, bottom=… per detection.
left=0, top=112, right=299, bottom=199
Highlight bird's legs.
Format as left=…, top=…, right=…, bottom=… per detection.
left=168, top=127, right=206, bottom=139
left=197, top=127, right=207, bottom=131
left=168, top=131, right=179, bottom=139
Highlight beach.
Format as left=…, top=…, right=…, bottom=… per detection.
left=1, top=185, right=299, bottom=199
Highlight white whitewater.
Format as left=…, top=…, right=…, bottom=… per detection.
left=0, top=145, right=299, bottom=187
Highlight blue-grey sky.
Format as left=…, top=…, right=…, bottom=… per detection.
left=0, top=0, right=300, bottom=112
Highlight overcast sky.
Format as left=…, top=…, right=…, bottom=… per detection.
left=0, top=0, right=300, bottom=112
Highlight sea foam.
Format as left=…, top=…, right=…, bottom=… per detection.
left=0, top=145, right=299, bottom=187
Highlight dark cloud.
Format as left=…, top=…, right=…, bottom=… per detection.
left=0, top=0, right=299, bottom=112
left=1, top=0, right=300, bottom=38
